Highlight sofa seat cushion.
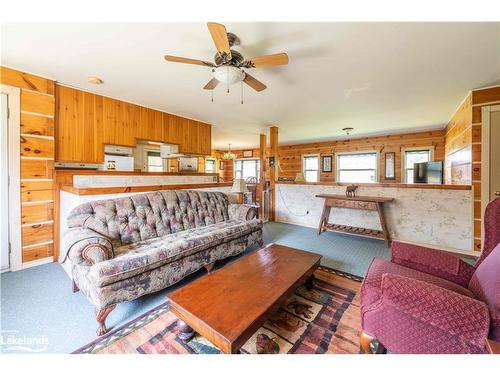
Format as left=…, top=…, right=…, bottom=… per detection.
left=361, top=258, right=475, bottom=312
left=87, top=219, right=262, bottom=287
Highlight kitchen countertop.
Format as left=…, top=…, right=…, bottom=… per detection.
left=54, top=169, right=219, bottom=177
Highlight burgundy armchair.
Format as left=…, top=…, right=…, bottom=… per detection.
left=360, top=198, right=500, bottom=354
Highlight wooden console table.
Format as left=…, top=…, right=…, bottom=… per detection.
left=315, top=194, right=394, bottom=247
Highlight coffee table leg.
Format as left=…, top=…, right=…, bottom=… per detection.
left=177, top=319, right=195, bottom=343
left=305, top=274, right=314, bottom=290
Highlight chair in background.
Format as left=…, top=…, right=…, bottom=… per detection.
left=360, top=198, right=500, bottom=354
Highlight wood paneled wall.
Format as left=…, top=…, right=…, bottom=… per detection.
left=444, top=94, right=473, bottom=185
left=1, top=66, right=55, bottom=264
left=216, top=130, right=445, bottom=185
left=56, top=85, right=212, bottom=163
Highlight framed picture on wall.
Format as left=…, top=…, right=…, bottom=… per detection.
left=219, top=160, right=224, bottom=170
left=322, top=155, right=333, bottom=172
left=385, top=152, right=395, bottom=180
left=242, top=150, right=253, bottom=158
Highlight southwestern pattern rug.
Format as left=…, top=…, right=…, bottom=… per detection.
left=74, top=266, right=363, bottom=354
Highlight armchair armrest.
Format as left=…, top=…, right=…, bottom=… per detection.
left=379, top=274, right=490, bottom=349
left=391, top=241, right=475, bottom=287
left=228, top=203, right=257, bottom=221
left=61, top=228, right=115, bottom=267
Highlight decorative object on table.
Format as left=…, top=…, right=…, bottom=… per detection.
left=230, top=178, right=249, bottom=204
left=222, top=144, right=236, bottom=160
left=294, top=172, right=306, bottom=182
left=315, top=193, right=394, bottom=247
left=384, top=152, right=396, bottom=180
left=243, top=150, right=253, bottom=158
left=321, top=155, right=333, bottom=172
left=219, top=160, right=224, bottom=170
left=106, top=160, right=116, bottom=170
left=345, top=184, right=358, bottom=197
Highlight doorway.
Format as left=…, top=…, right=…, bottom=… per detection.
left=1, top=93, right=9, bottom=271
left=481, top=105, right=500, bottom=208
left=1, top=85, right=21, bottom=272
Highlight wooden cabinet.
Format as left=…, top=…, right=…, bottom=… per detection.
left=56, top=84, right=212, bottom=162
left=56, top=85, right=104, bottom=162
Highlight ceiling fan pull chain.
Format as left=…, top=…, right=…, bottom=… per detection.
left=211, top=89, right=214, bottom=103
left=241, top=81, right=244, bottom=104
left=227, top=67, right=230, bottom=93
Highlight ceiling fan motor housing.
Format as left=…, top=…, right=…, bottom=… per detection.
left=214, top=49, right=244, bottom=66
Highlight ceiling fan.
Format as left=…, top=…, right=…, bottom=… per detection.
left=164, top=22, right=289, bottom=93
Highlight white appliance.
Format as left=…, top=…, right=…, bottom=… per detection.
left=102, top=145, right=135, bottom=171
left=160, top=144, right=185, bottom=158
left=179, top=157, right=199, bottom=172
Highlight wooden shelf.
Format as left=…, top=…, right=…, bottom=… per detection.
left=323, top=224, right=385, bottom=241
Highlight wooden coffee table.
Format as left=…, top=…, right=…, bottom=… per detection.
left=167, top=244, right=321, bottom=354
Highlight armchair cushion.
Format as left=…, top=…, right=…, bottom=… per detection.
left=362, top=273, right=490, bottom=353
left=469, top=243, right=500, bottom=341
left=228, top=203, right=257, bottom=221
left=361, top=258, right=474, bottom=309
left=391, top=241, right=476, bottom=287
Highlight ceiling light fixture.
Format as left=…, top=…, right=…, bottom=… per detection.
left=342, top=127, right=354, bottom=135
left=88, top=76, right=104, bottom=85
left=222, top=144, right=236, bottom=160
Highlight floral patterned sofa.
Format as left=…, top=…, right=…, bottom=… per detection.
left=60, top=190, right=263, bottom=335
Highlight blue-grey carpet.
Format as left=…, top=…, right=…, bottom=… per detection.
left=0, top=221, right=389, bottom=353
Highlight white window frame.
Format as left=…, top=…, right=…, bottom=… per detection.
left=234, top=158, right=260, bottom=182
left=204, top=157, right=216, bottom=173
left=302, top=154, right=320, bottom=182
left=401, top=146, right=434, bottom=183
left=335, top=150, right=379, bottom=183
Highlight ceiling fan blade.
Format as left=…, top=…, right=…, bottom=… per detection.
left=244, top=53, right=289, bottom=68
left=243, top=73, right=267, bottom=92
left=207, top=22, right=232, bottom=60
left=203, top=78, right=219, bottom=90
left=164, top=55, right=215, bottom=67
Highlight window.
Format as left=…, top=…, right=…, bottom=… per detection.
left=146, top=151, right=163, bottom=172
left=403, top=148, right=432, bottom=183
left=337, top=152, right=378, bottom=183
left=302, top=155, right=319, bottom=182
left=205, top=158, right=216, bottom=173
left=234, top=159, right=260, bottom=181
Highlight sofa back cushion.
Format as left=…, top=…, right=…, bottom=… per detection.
left=469, top=242, right=500, bottom=340
left=67, top=190, right=230, bottom=243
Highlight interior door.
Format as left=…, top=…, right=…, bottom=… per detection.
left=0, top=93, right=9, bottom=271
left=489, top=108, right=500, bottom=202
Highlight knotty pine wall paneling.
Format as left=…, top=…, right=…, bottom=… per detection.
left=1, top=66, right=55, bottom=264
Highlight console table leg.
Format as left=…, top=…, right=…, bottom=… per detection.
left=177, top=319, right=195, bottom=343
left=376, top=202, right=391, bottom=247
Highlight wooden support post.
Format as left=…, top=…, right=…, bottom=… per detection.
left=269, top=127, right=278, bottom=221
left=258, top=134, right=266, bottom=219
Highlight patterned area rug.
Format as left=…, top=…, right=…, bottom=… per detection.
left=74, top=266, right=363, bottom=354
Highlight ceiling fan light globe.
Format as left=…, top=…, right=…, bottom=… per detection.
left=214, top=66, right=245, bottom=85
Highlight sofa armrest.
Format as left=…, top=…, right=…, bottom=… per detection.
left=61, top=228, right=115, bottom=267
left=391, top=241, right=476, bottom=287
left=379, top=274, right=490, bottom=347
left=228, top=203, right=257, bottom=221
